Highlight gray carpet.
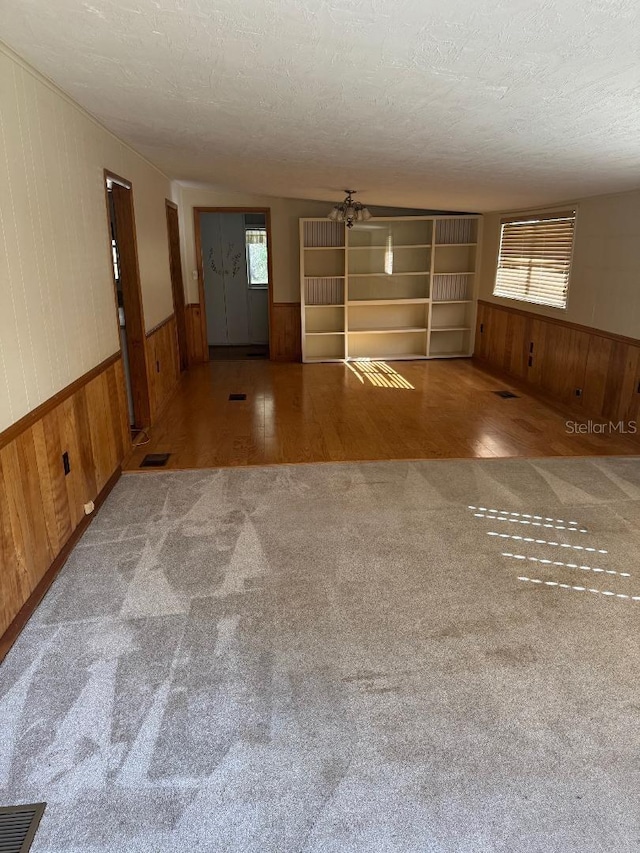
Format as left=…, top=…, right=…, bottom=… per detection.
left=1, top=457, right=640, bottom=852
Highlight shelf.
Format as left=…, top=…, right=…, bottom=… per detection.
left=301, top=216, right=479, bottom=363
left=430, top=326, right=472, bottom=332
left=349, top=272, right=430, bottom=278
left=348, top=298, right=429, bottom=306
left=349, top=327, right=427, bottom=335
left=348, top=244, right=432, bottom=250
left=347, top=354, right=428, bottom=362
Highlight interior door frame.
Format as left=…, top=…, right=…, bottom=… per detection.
left=165, top=200, right=188, bottom=371
left=194, top=206, right=274, bottom=361
left=104, top=169, right=151, bottom=429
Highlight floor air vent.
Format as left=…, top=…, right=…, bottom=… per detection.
left=0, top=803, right=46, bottom=852
left=493, top=390, right=519, bottom=399
left=229, top=394, right=247, bottom=401
left=140, top=453, right=171, bottom=467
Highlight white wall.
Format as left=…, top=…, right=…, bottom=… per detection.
left=0, top=43, right=174, bottom=432
left=478, top=188, right=640, bottom=340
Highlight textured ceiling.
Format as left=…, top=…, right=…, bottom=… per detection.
left=2, top=0, right=640, bottom=211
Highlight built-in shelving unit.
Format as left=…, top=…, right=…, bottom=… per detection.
left=300, top=215, right=481, bottom=362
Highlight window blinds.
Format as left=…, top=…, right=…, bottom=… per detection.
left=245, top=227, right=267, bottom=245
left=493, top=211, right=576, bottom=309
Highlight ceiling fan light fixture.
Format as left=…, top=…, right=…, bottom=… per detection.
left=327, top=189, right=371, bottom=228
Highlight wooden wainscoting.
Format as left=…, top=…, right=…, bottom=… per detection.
left=271, top=302, right=302, bottom=362
left=475, top=300, right=640, bottom=426
left=185, top=303, right=207, bottom=365
left=145, top=314, right=180, bottom=421
left=185, top=301, right=301, bottom=363
left=0, top=354, right=130, bottom=658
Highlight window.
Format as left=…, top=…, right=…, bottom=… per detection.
left=245, top=227, right=268, bottom=288
left=493, top=210, right=576, bottom=309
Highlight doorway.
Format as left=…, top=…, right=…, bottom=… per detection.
left=165, top=200, right=188, bottom=371
left=195, top=208, right=273, bottom=360
left=105, top=171, right=150, bottom=429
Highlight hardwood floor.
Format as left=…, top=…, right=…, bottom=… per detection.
left=123, top=359, right=640, bottom=470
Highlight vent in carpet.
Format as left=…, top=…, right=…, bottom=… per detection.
left=0, top=803, right=46, bottom=852
left=140, top=453, right=171, bottom=467
left=229, top=394, right=247, bottom=401
left=493, top=390, right=519, bottom=399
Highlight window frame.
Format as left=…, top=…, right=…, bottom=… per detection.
left=245, top=225, right=269, bottom=289
left=492, top=208, right=577, bottom=311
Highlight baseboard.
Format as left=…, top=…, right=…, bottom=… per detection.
left=0, top=466, right=122, bottom=663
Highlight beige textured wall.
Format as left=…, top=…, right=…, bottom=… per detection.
left=0, top=44, right=173, bottom=432
left=175, top=184, right=331, bottom=303
left=479, top=189, right=640, bottom=340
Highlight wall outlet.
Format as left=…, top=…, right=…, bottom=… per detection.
left=192, top=270, right=198, bottom=280
left=62, top=451, right=70, bottom=475
left=84, top=501, right=95, bottom=515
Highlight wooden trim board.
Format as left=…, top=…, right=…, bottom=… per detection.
left=145, top=312, right=176, bottom=339
left=165, top=200, right=189, bottom=372
left=0, top=353, right=121, bottom=451
left=104, top=171, right=151, bottom=428
left=478, top=299, right=640, bottom=348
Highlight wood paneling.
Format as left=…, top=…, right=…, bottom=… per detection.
left=145, top=315, right=180, bottom=422
left=0, top=353, right=121, bottom=451
left=185, top=303, right=207, bottom=364
left=271, top=302, right=302, bottom=362
left=475, top=300, right=640, bottom=431
left=0, top=356, right=129, bottom=652
left=0, top=467, right=121, bottom=662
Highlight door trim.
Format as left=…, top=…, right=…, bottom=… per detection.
left=165, top=200, right=188, bottom=370
left=104, top=169, right=151, bottom=428
left=193, top=207, right=274, bottom=361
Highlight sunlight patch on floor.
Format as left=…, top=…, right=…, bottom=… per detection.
left=344, top=359, right=414, bottom=389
